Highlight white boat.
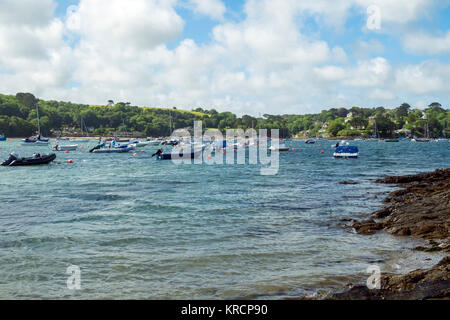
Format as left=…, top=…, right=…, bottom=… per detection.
left=21, top=141, right=49, bottom=146
left=53, top=144, right=78, bottom=151
left=129, top=140, right=149, bottom=147
left=92, top=146, right=134, bottom=153
left=269, top=144, right=290, bottom=151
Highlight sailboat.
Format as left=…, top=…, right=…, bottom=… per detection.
left=414, top=122, right=431, bottom=142
left=70, top=117, right=90, bottom=142
left=21, top=104, right=49, bottom=146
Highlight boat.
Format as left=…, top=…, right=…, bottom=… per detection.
left=22, top=104, right=49, bottom=145
left=152, top=148, right=202, bottom=160
left=0, top=134, right=6, bottom=141
left=129, top=140, right=150, bottom=147
left=70, top=117, right=90, bottom=142
left=21, top=140, right=49, bottom=146
left=333, top=146, right=359, bottom=159
left=269, top=144, right=290, bottom=151
left=305, top=139, right=316, bottom=144
left=385, top=139, right=399, bottom=142
left=53, top=144, right=78, bottom=151
left=91, top=146, right=134, bottom=153
left=1, top=153, right=56, bottom=166
left=90, top=142, right=134, bottom=153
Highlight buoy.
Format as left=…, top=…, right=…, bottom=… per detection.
left=0, top=147, right=2, bottom=150
left=292, top=148, right=295, bottom=151
left=313, top=145, right=316, bottom=148
left=141, top=150, right=145, bottom=153
left=133, top=153, right=137, bottom=156
left=319, top=144, right=321, bottom=147
left=320, top=150, right=324, bottom=154
left=222, top=151, right=226, bottom=155
left=207, top=155, right=212, bottom=159
left=17, top=145, right=21, bottom=148
left=80, top=146, right=84, bottom=149
left=65, top=150, right=69, bottom=154
left=67, top=159, right=73, bottom=164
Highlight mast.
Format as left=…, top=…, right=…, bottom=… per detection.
left=36, top=104, right=41, bottom=135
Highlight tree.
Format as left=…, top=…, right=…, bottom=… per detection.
left=107, top=100, right=114, bottom=106
left=327, top=120, right=345, bottom=137
left=395, top=103, right=410, bottom=118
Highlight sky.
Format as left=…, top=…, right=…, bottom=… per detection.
left=0, top=0, right=449, bottom=116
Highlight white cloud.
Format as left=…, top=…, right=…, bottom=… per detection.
left=0, top=0, right=449, bottom=115
left=403, top=31, right=450, bottom=55
left=68, top=0, right=184, bottom=50
left=188, top=0, right=226, bottom=20
left=369, top=89, right=396, bottom=100
left=395, top=61, right=450, bottom=94
left=0, top=0, right=56, bottom=27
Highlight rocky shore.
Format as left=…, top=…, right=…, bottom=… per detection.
left=330, top=168, right=450, bottom=299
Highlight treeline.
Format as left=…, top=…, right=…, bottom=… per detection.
left=0, top=93, right=449, bottom=138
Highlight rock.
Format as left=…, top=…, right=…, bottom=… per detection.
left=339, top=181, right=359, bottom=185
left=328, top=256, right=450, bottom=300
left=328, top=168, right=450, bottom=300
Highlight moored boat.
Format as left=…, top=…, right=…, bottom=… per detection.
left=53, top=144, right=78, bottom=151
left=1, top=153, right=56, bottom=166
left=269, top=144, right=290, bottom=151
left=0, top=134, right=6, bottom=141
left=333, top=146, right=359, bottom=159
left=152, top=148, right=202, bottom=160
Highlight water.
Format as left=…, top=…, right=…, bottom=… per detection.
left=0, top=139, right=448, bottom=299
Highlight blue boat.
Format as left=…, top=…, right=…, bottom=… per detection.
left=0, top=134, right=6, bottom=141
left=333, top=146, right=359, bottom=158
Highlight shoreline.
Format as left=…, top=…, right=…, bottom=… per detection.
left=327, top=168, right=449, bottom=299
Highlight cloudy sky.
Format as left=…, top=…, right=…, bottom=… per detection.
left=0, top=0, right=449, bottom=115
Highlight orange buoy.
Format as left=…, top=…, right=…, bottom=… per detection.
left=17, top=145, right=21, bottom=148
left=65, top=150, right=69, bottom=154
left=292, top=148, right=295, bottom=151
left=67, top=159, right=73, bottom=163
left=320, top=150, right=324, bottom=154
left=133, top=153, right=137, bottom=156
left=313, top=145, right=316, bottom=148
left=141, top=150, right=145, bottom=153
left=80, top=146, right=84, bottom=149
left=222, top=151, right=226, bottom=155
left=207, top=155, right=212, bottom=159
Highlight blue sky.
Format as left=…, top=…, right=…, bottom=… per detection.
left=0, top=0, right=449, bottom=115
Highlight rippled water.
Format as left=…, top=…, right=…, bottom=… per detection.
left=0, top=139, right=448, bottom=299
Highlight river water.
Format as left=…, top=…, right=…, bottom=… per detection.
left=0, top=139, right=448, bottom=299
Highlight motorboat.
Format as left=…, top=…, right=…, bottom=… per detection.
left=269, top=144, right=290, bottom=151
left=333, top=146, right=359, bottom=159
left=305, top=139, right=316, bottom=144
left=53, top=144, right=78, bottom=151
left=152, top=148, right=202, bottom=160
left=90, top=142, right=134, bottom=153
left=0, top=134, right=6, bottom=141
left=21, top=140, right=49, bottom=146
left=91, top=146, right=134, bottom=153
left=1, top=153, right=56, bottom=166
